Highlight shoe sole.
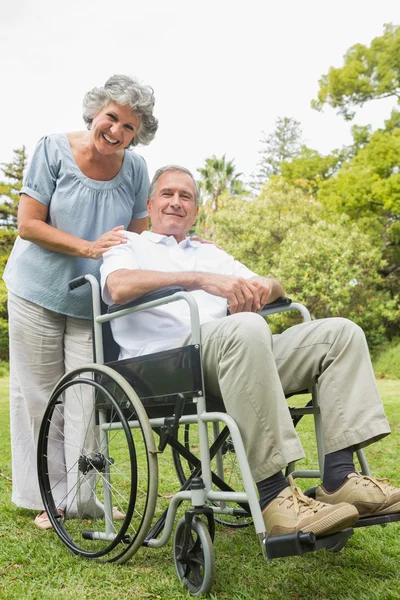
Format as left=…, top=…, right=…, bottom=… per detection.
left=268, top=504, right=359, bottom=536
left=300, top=505, right=359, bottom=536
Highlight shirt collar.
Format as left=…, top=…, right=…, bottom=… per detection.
left=141, top=230, right=198, bottom=247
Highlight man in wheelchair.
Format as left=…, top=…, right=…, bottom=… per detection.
left=100, top=164, right=400, bottom=538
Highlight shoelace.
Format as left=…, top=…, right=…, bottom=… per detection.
left=354, top=474, right=393, bottom=496
left=278, top=476, right=326, bottom=516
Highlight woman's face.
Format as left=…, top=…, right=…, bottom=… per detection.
left=90, top=102, right=141, bottom=154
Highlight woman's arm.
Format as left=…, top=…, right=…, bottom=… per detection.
left=18, top=194, right=127, bottom=259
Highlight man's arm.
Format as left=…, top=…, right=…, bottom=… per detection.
left=105, top=268, right=269, bottom=313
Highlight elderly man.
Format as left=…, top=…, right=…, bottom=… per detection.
left=100, top=165, right=400, bottom=537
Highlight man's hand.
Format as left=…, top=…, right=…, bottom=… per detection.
left=247, top=276, right=284, bottom=306
left=197, top=274, right=262, bottom=314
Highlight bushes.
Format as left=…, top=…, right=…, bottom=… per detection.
left=0, top=229, right=17, bottom=361
left=373, top=339, right=400, bottom=380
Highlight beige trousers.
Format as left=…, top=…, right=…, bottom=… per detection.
left=8, top=292, right=93, bottom=510
left=198, top=313, right=390, bottom=482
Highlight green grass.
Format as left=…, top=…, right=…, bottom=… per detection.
left=1, top=378, right=400, bottom=599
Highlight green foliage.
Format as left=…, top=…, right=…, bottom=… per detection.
left=194, top=180, right=398, bottom=347
left=0, top=147, right=26, bottom=228
left=0, top=230, right=17, bottom=361
left=0, top=147, right=26, bottom=361
left=373, top=339, right=400, bottom=379
left=250, top=117, right=303, bottom=191
left=197, top=154, right=245, bottom=212
left=280, top=145, right=344, bottom=193
left=0, top=361, right=9, bottom=377
left=0, top=321, right=9, bottom=362
left=312, top=23, right=400, bottom=120
left=317, top=122, right=400, bottom=292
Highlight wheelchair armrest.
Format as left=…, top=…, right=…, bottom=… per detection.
left=108, top=286, right=185, bottom=314
left=259, top=296, right=292, bottom=316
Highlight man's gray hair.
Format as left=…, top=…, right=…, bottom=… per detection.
left=149, top=165, right=200, bottom=206
left=82, top=74, right=158, bottom=147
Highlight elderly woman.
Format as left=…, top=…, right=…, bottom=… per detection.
left=3, top=74, right=158, bottom=528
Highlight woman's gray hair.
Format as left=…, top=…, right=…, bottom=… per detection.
left=82, top=74, right=158, bottom=147
left=149, top=165, right=201, bottom=206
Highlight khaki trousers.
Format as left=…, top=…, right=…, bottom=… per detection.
left=197, top=313, right=390, bottom=482
left=8, top=292, right=93, bottom=511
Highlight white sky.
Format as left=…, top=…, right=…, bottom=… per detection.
left=1, top=0, right=399, bottom=181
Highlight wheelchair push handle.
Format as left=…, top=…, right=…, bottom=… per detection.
left=69, top=276, right=89, bottom=290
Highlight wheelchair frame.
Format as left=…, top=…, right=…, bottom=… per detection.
left=37, top=274, right=400, bottom=597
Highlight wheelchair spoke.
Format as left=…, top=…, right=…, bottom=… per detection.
left=37, top=365, right=158, bottom=563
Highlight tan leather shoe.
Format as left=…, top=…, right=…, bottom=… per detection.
left=262, top=475, right=359, bottom=536
left=316, top=473, right=400, bottom=517
left=34, top=509, right=64, bottom=530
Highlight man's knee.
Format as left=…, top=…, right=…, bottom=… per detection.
left=326, top=317, right=366, bottom=341
left=228, top=312, right=273, bottom=348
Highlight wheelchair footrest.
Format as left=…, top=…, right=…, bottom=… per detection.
left=354, top=511, right=400, bottom=528
left=264, top=528, right=353, bottom=560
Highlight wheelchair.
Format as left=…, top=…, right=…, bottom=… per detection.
left=37, top=275, right=400, bottom=597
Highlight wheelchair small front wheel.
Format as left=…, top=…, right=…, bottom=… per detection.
left=174, top=516, right=215, bottom=597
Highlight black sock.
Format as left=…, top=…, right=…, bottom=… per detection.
left=322, top=446, right=355, bottom=492
left=256, top=471, right=289, bottom=511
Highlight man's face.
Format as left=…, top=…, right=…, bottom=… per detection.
left=147, top=171, right=199, bottom=242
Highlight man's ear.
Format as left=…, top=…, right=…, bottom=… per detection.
left=146, top=198, right=152, bottom=214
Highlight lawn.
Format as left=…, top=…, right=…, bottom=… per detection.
left=0, top=378, right=399, bottom=600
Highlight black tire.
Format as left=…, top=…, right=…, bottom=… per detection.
left=174, top=516, right=215, bottom=597
left=172, top=423, right=252, bottom=528
left=37, top=364, right=158, bottom=563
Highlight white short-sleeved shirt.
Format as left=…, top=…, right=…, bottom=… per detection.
left=3, top=134, right=149, bottom=319
left=100, top=231, right=256, bottom=358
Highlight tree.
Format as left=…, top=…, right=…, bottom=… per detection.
left=193, top=180, right=398, bottom=346
left=0, top=229, right=17, bottom=360
left=280, top=146, right=345, bottom=194
left=250, top=117, right=303, bottom=190
left=317, top=119, right=400, bottom=288
left=279, top=124, right=372, bottom=194
left=0, top=146, right=27, bottom=228
left=312, top=24, right=400, bottom=120
left=197, top=155, right=245, bottom=212
left=0, top=146, right=26, bottom=360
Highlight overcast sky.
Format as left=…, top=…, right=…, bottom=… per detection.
left=1, top=0, right=399, bottom=181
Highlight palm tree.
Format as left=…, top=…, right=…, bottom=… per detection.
left=197, top=155, right=245, bottom=211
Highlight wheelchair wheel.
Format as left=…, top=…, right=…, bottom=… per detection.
left=172, top=423, right=253, bottom=528
left=37, top=364, right=158, bottom=563
left=174, top=516, right=215, bottom=597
